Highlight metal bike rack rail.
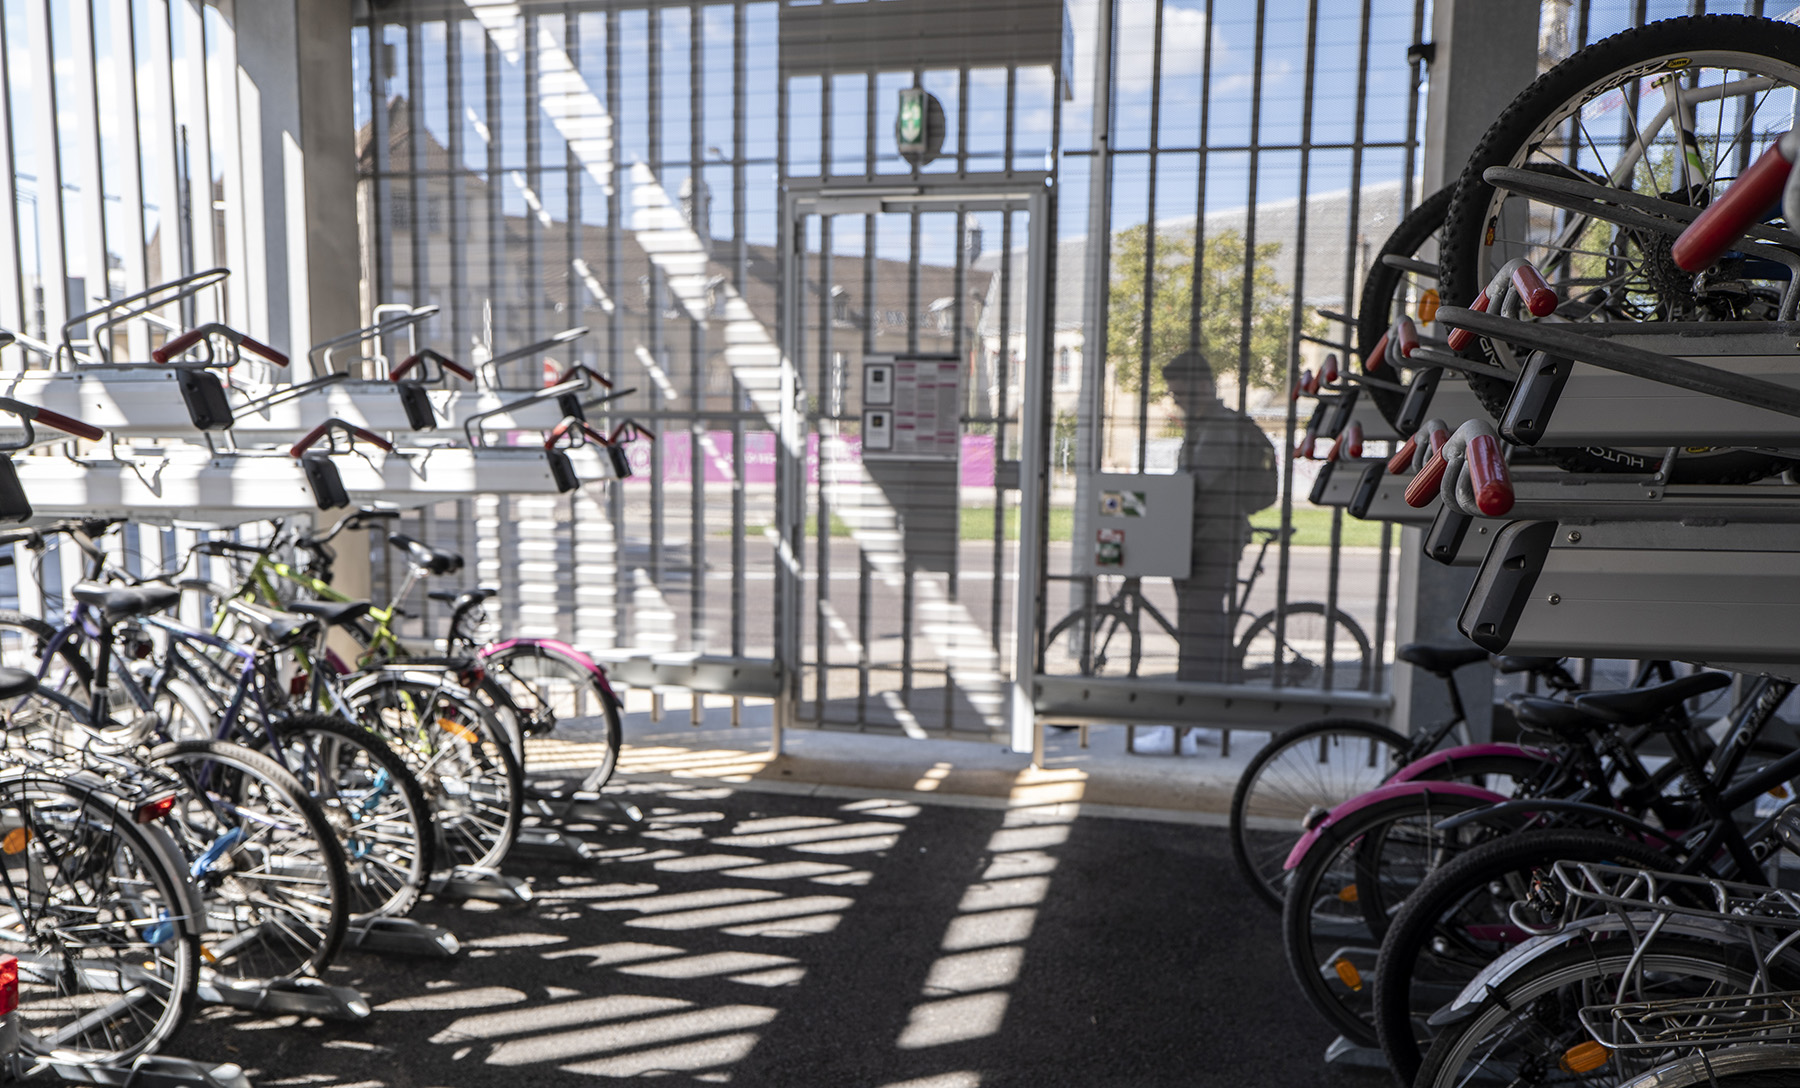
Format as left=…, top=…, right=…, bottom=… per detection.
left=1459, top=517, right=1800, bottom=681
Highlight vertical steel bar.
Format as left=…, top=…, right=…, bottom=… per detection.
left=689, top=4, right=705, bottom=654
left=408, top=17, right=428, bottom=313
left=447, top=18, right=467, bottom=364
left=815, top=215, right=832, bottom=720
left=109, top=0, right=149, bottom=357
left=648, top=9, right=664, bottom=586
left=65, top=0, right=107, bottom=325
left=0, top=6, right=23, bottom=336
left=26, top=0, right=69, bottom=345
left=732, top=0, right=746, bottom=660
left=607, top=7, right=627, bottom=649
left=1135, top=0, right=1164, bottom=474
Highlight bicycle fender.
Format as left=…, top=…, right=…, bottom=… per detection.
left=1282, top=780, right=1511, bottom=872
left=482, top=638, right=620, bottom=706
left=1432, top=798, right=1680, bottom=848
left=1388, top=743, right=1554, bottom=784
left=1430, top=913, right=1750, bottom=1027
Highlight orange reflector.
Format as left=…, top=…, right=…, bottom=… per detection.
left=1773, top=785, right=1791, bottom=800
left=1333, top=958, right=1363, bottom=992
left=2, top=828, right=30, bottom=855
left=436, top=717, right=478, bottom=743
left=1418, top=288, right=1441, bottom=324
left=1560, top=1041, right=1610, bottom=1074
left=1337, top=884, right=1359, bottom=903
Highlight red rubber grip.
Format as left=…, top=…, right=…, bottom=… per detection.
left=1393, top=316, right=1420, bottom=360
left=289, top=421, right=396, bottom=458
left=1465, top=433, right=1514, bottom=516
left=1299, top=369, right=1317, bottom=396
left=32, top=408, right=102, bottom=442
left=1387, top=435, right=1417, bottom=475
left=390, top=352, right=426, bottom=380
left=152, top=328, right=208, bottom=363
left=1510, top=263, right=1557, bottom=318
left=437, top=356, right=474, bottom=380
left=1427, top=427, right=1451, bottom=458
left=1404, top=448, right=1447, bottom=507
left=1342, top=421, right=1363, bottom=459
left=236, top=335, right=288, bottom=367
left=1295, top=432, right=1315, bottom=460
left=1673, top=141, right=1792, bottom=272
left=1321, top=354, right=1340, bottom=385
left=1364, top=331, right=1389, bottom=375
left=1446, top=291, right=1488, bottom=352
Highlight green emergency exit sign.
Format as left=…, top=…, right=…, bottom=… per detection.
left=895, top=87, right=943, bottom=166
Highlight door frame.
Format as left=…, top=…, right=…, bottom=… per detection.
left=776, top=175, right=1052, bottom=754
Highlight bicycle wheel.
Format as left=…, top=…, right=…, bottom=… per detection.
left=1280, top=787, right=1505, bottom=1045
left=1355, top=184, right=1455, bottom=429
left=0, top=610, right=90, bottom=702
left=1414, top=936, right=1776, bottom=1088
left=1438, top=14, right=1800, bottom=484
left=482, top=642, right=622, bottom=790
left=148, top=739, right=349, bottom=981
left=1234, top=603, right=1372, bottom=691
left=1374, top=828, right=1682, bottom=1086
left=263, top=714, right=434, bottom=920
left=1616, top=1047, right=1800, bottom=1088
left=0, top=770, right=197, bottom=1064
left=346, top=673, right=523, bottom=873
left=1229, top=718, right=1407, bottom=910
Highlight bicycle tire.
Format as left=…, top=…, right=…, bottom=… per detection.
left=481, top=641, right=623, bottom=791
left=0, top=768, right=198, bottom=1064
left=1438, top=14, right=1800, bottom=484
left=0, top=609, right=91, bottom=700
left=1234, top=603, right=1372, bottom=691
left=264, top=713, right=435, bottom=920
left=1355, top=184, right=1455, bottom=429
left=1372, top=827, right=1678, bottom=1086
left=1414, top=936, right=1778, bottom=1088
left=1280, top=787, right=1503, bottom=1045
left=345, top=673, right=523, bottom=873
left=1229, top=718, right=1407, bottom=910
left=1619, top=1047, right=1800, bottom=1088
left=148, top=738, right=350, bottom=980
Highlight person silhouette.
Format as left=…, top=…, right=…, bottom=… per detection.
left=1164, top=351, right=1279, bottom=682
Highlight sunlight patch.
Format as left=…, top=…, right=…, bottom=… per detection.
left=559, top=1031, right=763, bottom=1077
left=487, top=1005, right=777, bottom=1065
left=896, top=992, right=1010, bottom=1049
left=922, top=947, right=1025, bottom=996
left=433, top=995, right=690, bottom=1045
left=941, top=908, right=1037, bottom=951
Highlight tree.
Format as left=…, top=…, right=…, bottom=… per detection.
left=1105, top=224, right=1303, bottom=401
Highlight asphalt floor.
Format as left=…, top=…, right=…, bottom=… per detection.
left=172, top=776, right=1393, bottom=1088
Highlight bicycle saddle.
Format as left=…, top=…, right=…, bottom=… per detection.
left=288, top=600, right=372, bottom=628
left=1508, top=694, right=1607, bottom=738
left=428, top=587, right=497, bottom=608
left=224, top=599, right=319, bottom=648
left=1397, top=643, right=1488, bottom=676
left=1575, top=671, right=1732, bottom=726
left=0, top=666, right=35, bottom=700
left=387, top=533, right=463, bottom=576
left=72, top=581, right=181, bottom=621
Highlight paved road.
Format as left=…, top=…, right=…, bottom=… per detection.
left=174, top=777, right=1389, bottom=1087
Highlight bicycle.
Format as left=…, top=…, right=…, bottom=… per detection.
left=1043, top=526, right=1372, bottom=689
left=1228, top=644, right=1588, bottom=909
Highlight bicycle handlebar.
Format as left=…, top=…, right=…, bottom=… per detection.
left=1672, top=132, right=1800, bottom=273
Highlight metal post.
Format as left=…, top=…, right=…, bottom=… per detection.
left=1394, top=0, right=1539, bottom=740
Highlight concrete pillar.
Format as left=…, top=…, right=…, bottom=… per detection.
left=1393, top=0, right=1540, bottom=740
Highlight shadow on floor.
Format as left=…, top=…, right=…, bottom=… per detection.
left=172, top=778, right=1390, bottom=1087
